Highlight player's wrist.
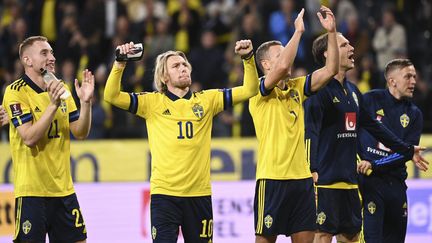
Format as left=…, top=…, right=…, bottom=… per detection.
left=241, top=50, right=254, bottom=60
left=114, top=61, right=127, bottom=69
left=80, top=99, right=92, bottom=105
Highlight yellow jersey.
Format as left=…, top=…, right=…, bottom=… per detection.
left=132, top=89, right=226, bottom=196
left=2, top=75, right=78, bottom=198
left=250, top=75, right=313, bottom=180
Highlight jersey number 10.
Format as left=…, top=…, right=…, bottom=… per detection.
left=177, top=121, right=193, bottom=139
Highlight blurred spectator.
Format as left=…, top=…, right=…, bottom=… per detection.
left=343, top=14, right=370, bottom=65
left=204, top=0, right=235, bottom=49
left=269, top=0, right=307, bottom=65
left=87, top=92, right=107, bottom=139
left=189, top=30, right=227, bottom=89
left=170, top=0, right=202, bottom=53
left=145, top=18, right=174, bottom=59
left=357, top=54, right=382, bottom=89
left=55, top=2, right=82, bottom=65
left=1, top=0, right=432, bottom=136
left=372, top=6, right=407, bottom=72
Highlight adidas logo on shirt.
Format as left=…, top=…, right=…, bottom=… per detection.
left=332, top=97, right=340, bottom=103
left=35, top=106, right=41, bottom=112
left=162, top=109, right=171, bottom=115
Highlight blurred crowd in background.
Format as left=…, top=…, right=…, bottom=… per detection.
left=1, top=0, right=431, bottom=140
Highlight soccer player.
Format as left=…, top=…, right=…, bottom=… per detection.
left=357, top=59, right=428, bottom=243
left=104, top=40, right=258, bottom=243
left=2, top=36, right=94, bottom=243
left=251, top=6, right=338, bottom=243
left=305, top=35, right=428, bottom=243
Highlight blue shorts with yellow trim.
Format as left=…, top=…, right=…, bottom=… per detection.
left=150, top=194, right=213, bottom=243
left=254, top=178, right=316, bottom=237
left=14, top=193, right=87, bottom=243
left=315, top=187, right=361, bottom=235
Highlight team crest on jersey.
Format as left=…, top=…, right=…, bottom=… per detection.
left=317, top=212, right=326, bottom=225
left=289, top=89, right=300, bottom=104
left=352, top=92, right=359, bottom=107
left=368, top=201, right=376, bottom=214
left=152, top=226, right=157, bottom=240
left=10, top=103, right=23, bottom=117
left=400, top=114, right=410, bottom=128
left=60, top=101, right=67, bottom=113
left=192, top=104, right=204, bottom=119
left=345, top=112, right=356, bottom=131
left=264, top=215, right=273, bottom=228
left=22, top=220, right=32, bottom=234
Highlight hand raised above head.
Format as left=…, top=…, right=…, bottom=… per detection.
left=235, top=39, right=253, bottom=59
left=317, top=5, right=336, bottom=33
left=294, top=8, right=305, bottom=34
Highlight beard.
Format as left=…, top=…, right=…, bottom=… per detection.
left=175, top=77, right=192, bottom=89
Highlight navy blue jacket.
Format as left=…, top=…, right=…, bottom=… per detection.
left=304, top=78, right=414, bottom=185
left=358, top=89, right=423, bottom=180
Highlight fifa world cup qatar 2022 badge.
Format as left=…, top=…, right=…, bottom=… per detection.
left=10, top=103, right=23, bottom=117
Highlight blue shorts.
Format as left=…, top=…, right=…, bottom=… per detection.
left=14, top=193, right=87, bottom=243
left=360, top=175, right=407, bottom=243
left=150, top=194, right=213, bottom=243
left=315, top=187, right=361, bottom=235
left=254, top=178, right=316, bottom=237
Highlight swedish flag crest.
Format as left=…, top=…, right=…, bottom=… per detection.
left=192, top=104, right=204, bottom=119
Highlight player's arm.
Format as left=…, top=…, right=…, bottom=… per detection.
left=12, top=81, right=65, bottom=147
left=305, top=93, right=325, bottom=182
left=70, top=69, right=94, bottom=140
left=309, top=6, right=339, bottom=92
left=263, top=8, right=305, bottom=91
left=104, top=42, right=134, bottom=110
left=230, top=40, right=259, bottom=105
left=359, top=95, right=428, bottom=171
left=361, top=111, right=427, bottom=174
left=0, top=105, right=9, bottom=126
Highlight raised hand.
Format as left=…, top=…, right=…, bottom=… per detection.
left=115, top=41, right=135, bottom=65
left=294, top=8, right=305, bottom=34
left=75, top=69, right=95, bottom=103
left=412, top=146, right=429, bottom=172
left=235, top=39, right=253, bottom=59
left=0, top=105, right=9, bottom=126
left=317, top=5, right=336, bottom=33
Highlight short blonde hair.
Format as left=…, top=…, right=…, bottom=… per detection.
left=153, top=50, right=192, bottom=92
left=19, top=36, right=48, bottom=59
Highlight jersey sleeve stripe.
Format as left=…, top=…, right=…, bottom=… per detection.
left=11, top=113, right=33, bottom=127
left=304, top=74, right=314, bottom=97
left=69, top=110, right=80, bottom=122
left=128, top=93, right=138, bottom=114
left=223, top=88, right=232, bottom=110
left=259, top=77, right=272, bottom=96
left=374, top=153, right=403, bottom=166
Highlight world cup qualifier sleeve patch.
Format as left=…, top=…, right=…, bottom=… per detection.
left=10, top=103, right=23, bottom=117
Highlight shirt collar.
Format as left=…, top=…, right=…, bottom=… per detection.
left=165, top=89, right=192, bottom=101
left=22, top=74, right=45, bottom=93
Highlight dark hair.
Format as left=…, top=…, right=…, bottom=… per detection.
left=312, top=33, right=329, bottom=66
left=19, top=36, right=48, bottom=59
left=384, top=59, right=413, bottom=79
left=255, top=40, right=282, bottom=73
